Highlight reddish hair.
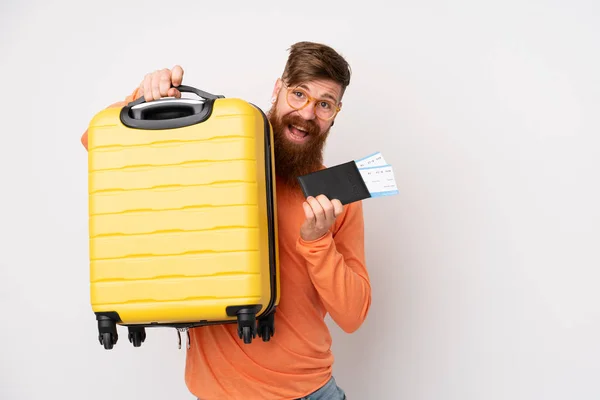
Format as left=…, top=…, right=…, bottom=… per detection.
left=281, top=41, right=351, bottom=96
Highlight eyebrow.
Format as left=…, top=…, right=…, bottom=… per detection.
left=298, top=84, right=338, bottom=103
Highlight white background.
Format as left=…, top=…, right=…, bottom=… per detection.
left=1, top=0, right=599, bottom=399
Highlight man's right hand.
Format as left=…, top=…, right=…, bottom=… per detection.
left=138, top=65, right=185, bottom=102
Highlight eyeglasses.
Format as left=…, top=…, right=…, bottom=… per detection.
left=283, top=83, right=341, bottom=121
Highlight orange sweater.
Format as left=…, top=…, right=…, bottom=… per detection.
left=81, top=88, right=372, bottom=400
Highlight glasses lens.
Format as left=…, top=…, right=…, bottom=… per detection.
left=315, top=100, right=336, bottom=120
left=287, top=89, right=308, bottom=109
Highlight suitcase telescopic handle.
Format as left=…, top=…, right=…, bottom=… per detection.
left=119, top=85, right=225, bottom=130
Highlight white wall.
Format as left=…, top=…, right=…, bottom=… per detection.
left=2, top=0, right=599, bottom=399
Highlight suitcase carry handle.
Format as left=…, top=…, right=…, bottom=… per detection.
left=128, top=85, right=225, bottom=107
left=119, top=85, right=225, bottom=130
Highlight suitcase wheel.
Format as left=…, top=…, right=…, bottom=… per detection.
left=236, top=309, right=258, bottom=344
left=127, top=327, right=147, bottom=347
left=97, top=314, right=118, bottom=350
left=257, top=311, right=276, bottom=342
left=240, top=326, right=255, bottom=344
left=99, top=332, right=117, bottom=350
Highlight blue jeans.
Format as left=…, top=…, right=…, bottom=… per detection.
left=197, top=376, right=346, bottom=400
left=296, top=376, right=346, bottom=400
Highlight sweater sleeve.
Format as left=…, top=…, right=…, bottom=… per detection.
left=80, top=87, right=141, bottom=151
left=295, top=200, right=372, bottom=333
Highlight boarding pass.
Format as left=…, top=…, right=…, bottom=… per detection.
left=354, top=152, right=399, bottom=197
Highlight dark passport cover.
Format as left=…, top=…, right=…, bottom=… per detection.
left=297, top=161, right=372, bottom=205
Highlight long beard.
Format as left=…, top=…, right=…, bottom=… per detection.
left=267, top=109, right=330, bottom=188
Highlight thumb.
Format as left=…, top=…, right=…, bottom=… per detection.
left=332, top=199, right=344, bottom=217
left=171, top=65, right=184, bottom=86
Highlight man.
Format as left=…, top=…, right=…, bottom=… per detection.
left=81, top=41, right=371, bottom=400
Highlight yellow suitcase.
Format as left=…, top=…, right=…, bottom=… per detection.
left=86, top=85, right=280, bottom=350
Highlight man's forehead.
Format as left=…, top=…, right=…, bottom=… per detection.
left=295, top=80, right=342, bottom=103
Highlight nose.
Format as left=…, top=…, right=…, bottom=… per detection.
left=296, top=102, right=316, bottom=120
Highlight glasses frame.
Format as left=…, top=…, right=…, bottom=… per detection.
left=283, top=83, right=342, bottom=121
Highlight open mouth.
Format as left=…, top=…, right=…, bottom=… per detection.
left=286, top=124, right=309, bottom=143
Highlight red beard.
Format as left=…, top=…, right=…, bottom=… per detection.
left=267, top=110, right=330, bottom=188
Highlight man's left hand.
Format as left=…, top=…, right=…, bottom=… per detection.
left=300, top=195, right=344, bottom=241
